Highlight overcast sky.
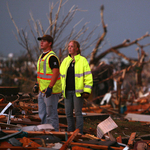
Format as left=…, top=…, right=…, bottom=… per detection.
left=1, top=0, right=150, bottom=59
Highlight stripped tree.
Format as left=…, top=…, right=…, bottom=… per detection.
left=7, top=0, right=99, bottom=65
left=7, top=0, right=150, bottom=111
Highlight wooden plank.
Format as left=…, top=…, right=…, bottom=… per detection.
left=116, top=135, right=122, bottom=143
left=2, top=129, right=82, bottom=140
left=127, top=132, right=136, bottom=147
left=0, top=86, right=19, bottom=95
left=0, top=122, right=21, bottom=128
left=0, top=147, right=39, bottom=150
left=126, top=104, right=150, bottom=111
left=1, top=119, right=40, bottom=125
left=63, top=142, right=124, bottom=150
left=84, top=134, right=101, bottom=140
left=125, top=104, right=150, bottom=114
left=72, top=146, right=92, bottom=150
left=0, top=115, right=6, bottom=120
left=60, top=129, right=80, bottom=150
left=19, top=137, right=41, bottom=147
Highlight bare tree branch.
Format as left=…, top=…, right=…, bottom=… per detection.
left=90, top=5, right=107, bottom=68
left=90, top=33, right=150, bottom=66
left=53, top=0, right=62, bottom=39
left=7, top=2, right=19, bottom=34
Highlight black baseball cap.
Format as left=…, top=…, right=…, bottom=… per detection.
left=37, top=34, right=53, bottom=46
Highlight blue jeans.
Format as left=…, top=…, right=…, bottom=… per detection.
left=65, top=91, right=84, bottom=134
left=38, top=92, right=60, bottom=131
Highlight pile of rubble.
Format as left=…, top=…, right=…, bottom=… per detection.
left=0, top=91, right=150, bottom=150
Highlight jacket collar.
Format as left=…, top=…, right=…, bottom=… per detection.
left=68, top=54, right=80, bottom=62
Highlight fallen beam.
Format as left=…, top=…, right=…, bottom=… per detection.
left=2, top=129, right=82, bottom=140
left=62, top=141, right=125, bottom=150
left=60, top=129, right=80, bottom=150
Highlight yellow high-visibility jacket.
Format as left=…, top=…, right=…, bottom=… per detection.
left=60, top=54, right=93, bottom=98
left=37, top=51, right=62, bottom=94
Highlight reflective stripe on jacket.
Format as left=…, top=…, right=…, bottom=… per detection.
left=60, top=54, right=93, bottom=98
left=37, top=51, right=62, bottom=94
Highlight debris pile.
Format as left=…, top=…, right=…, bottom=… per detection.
left=0, top=90, right=150, bottom=150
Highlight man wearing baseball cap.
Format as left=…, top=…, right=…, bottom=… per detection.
left=33, top=34, right=62, bottom=131
left=37, top=34, right=53, bottom=44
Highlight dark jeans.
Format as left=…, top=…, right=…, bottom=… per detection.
left=65, top=90, right=84, bottom=134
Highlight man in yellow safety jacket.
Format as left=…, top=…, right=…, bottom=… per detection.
left=33, top=34, right=61, bottom=131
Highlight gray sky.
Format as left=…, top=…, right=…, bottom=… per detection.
left=1, top=0, right=150, bottom=59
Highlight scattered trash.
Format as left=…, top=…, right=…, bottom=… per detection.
left=0, top=88, right=150, bottom=149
